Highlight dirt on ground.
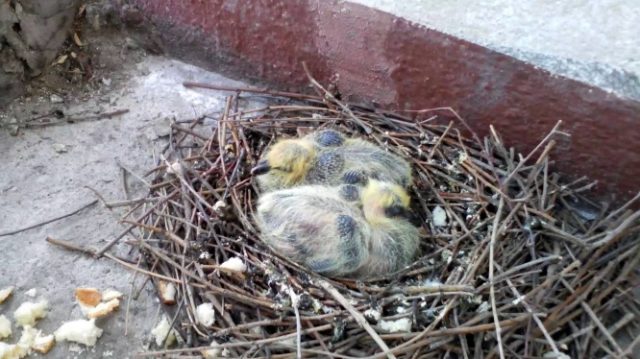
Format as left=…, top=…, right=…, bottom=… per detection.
left=0, top=16, right=248, bottom=358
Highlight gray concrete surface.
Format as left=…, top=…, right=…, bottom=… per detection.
left=348, top=0, right=640, bottom=100
left=0, top=55, right=247, bottom=358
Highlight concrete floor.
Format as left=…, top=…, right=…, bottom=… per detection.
left=0, top=55, right=247, bottom=358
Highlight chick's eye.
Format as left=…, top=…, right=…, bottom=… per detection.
left=384, top=205, right=409, bottom=219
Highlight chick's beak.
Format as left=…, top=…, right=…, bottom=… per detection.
left=251, top=160, right=271, bottom=175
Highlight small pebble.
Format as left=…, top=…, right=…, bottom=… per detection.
left=50, top=94, right=64, bottom=103
left=53, top=143, right=68, bottom=153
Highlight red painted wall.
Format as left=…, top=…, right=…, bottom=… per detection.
left=121, top=0, right=640, bottom=203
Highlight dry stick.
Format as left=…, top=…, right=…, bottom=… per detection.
left=135, top=324, right=334, bottom=357
left=591, top=247, right=640, bottom=311
left=183, top=81, right=323, bottom=101
left=387, top=284, right=474, bottom=296
left=502, top=121, right=564, bottom=186
left=474, top=255, right=562, bottom=293
left=316, top=279, right=396, bottom=359
left=427, top=121, right=454, bottom=161
left=453, top=309, right=471, bottom=359
left=495, top=263, right=561, bottom=356
left=94, top=189, right=179, bottom=257
left=0, top=199, right=98, bottom=237
left=598, top=192, right=640, bottom=226
left=622, top=331, right=640, bottom=357
left=488, top=196, right=506, bottom=359
left=591, top=210, right=640, bottom=247
left=105, top=88, right=640, bottom=357
left=45, top=236, right=179, bottom=283
left=301, top=62, right=372, bottom=134
left=372, top=316, right=532, bottom=359
left=124, top=255, right=143, bottom=336
left=21, top=109, right=129, bottom=128
left=558, top=279, right=625, bottom=356
left=607, top=313, right=636, bottom=337
left=288, top=288, right=303, bottom=359
left=139, top=240, right=275, bottom=309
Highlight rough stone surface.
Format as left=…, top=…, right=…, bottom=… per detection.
left=0, top=54, right=247, bottom=358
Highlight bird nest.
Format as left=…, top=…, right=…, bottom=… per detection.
left=116, top=81, right=639, bottom=358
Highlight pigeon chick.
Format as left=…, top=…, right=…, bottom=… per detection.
left=252, top=129, right=412, bottom=192
left=255, top=180, right=420, bottom=279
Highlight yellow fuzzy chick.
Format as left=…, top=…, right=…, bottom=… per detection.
left=252, top=130, right=412, bottom=191
left=255, top=180, right=420, bottom=279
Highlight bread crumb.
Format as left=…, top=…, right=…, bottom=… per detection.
left=31, top=332, right=55, bottom=354
left=12, top=325, right=38, bottom=358
left=378, top=318, right=412, bottom=333
left=0, top=287, right=14, bottom=304
left=86, top=298, right=120, bottom=319
left=219, top=257, right=246, bottom=273
left=0, top=316, right=11, bottom=340
left=0, top=342, right=19, bottom=359
left=196, top=303, right=215, bottom=327
left=75, top=288, right=102, bottom=307
left=54, top=319, right=103, bottom=346
left=150, top=315, right=177, bottom=347
left=13, top=300, right=48, bottom=327
left=101, top=289, right=123, bottom=302
left=157, top=281, right=176, bottom=305
left=201, top=340, right=225, bottom=358
left=23, top=289, right=36, bottom=298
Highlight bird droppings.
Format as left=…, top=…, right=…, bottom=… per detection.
left=432, top=205, right=448, bottom=227
left=363, top=308, right=382, bottom=323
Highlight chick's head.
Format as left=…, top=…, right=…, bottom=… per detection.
left=361, top=180, right=412, bottom=225
left=252, top=138, right=317, bottom=188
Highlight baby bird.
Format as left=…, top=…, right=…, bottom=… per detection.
left=252, top=130, right=412, bottom=192
left=255, top=180, right=420, bottom=279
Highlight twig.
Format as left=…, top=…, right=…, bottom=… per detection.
left=288, top=288, right=302, bottom=359
left=0, top=200, right=98, bottom=237
left=317, top=279, right=396, bottom=359
left=21, top=109, right=129, bottom=128
left=489, top=196, right=506, bottom=359
left=301, top=62, right=372, bottom=134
